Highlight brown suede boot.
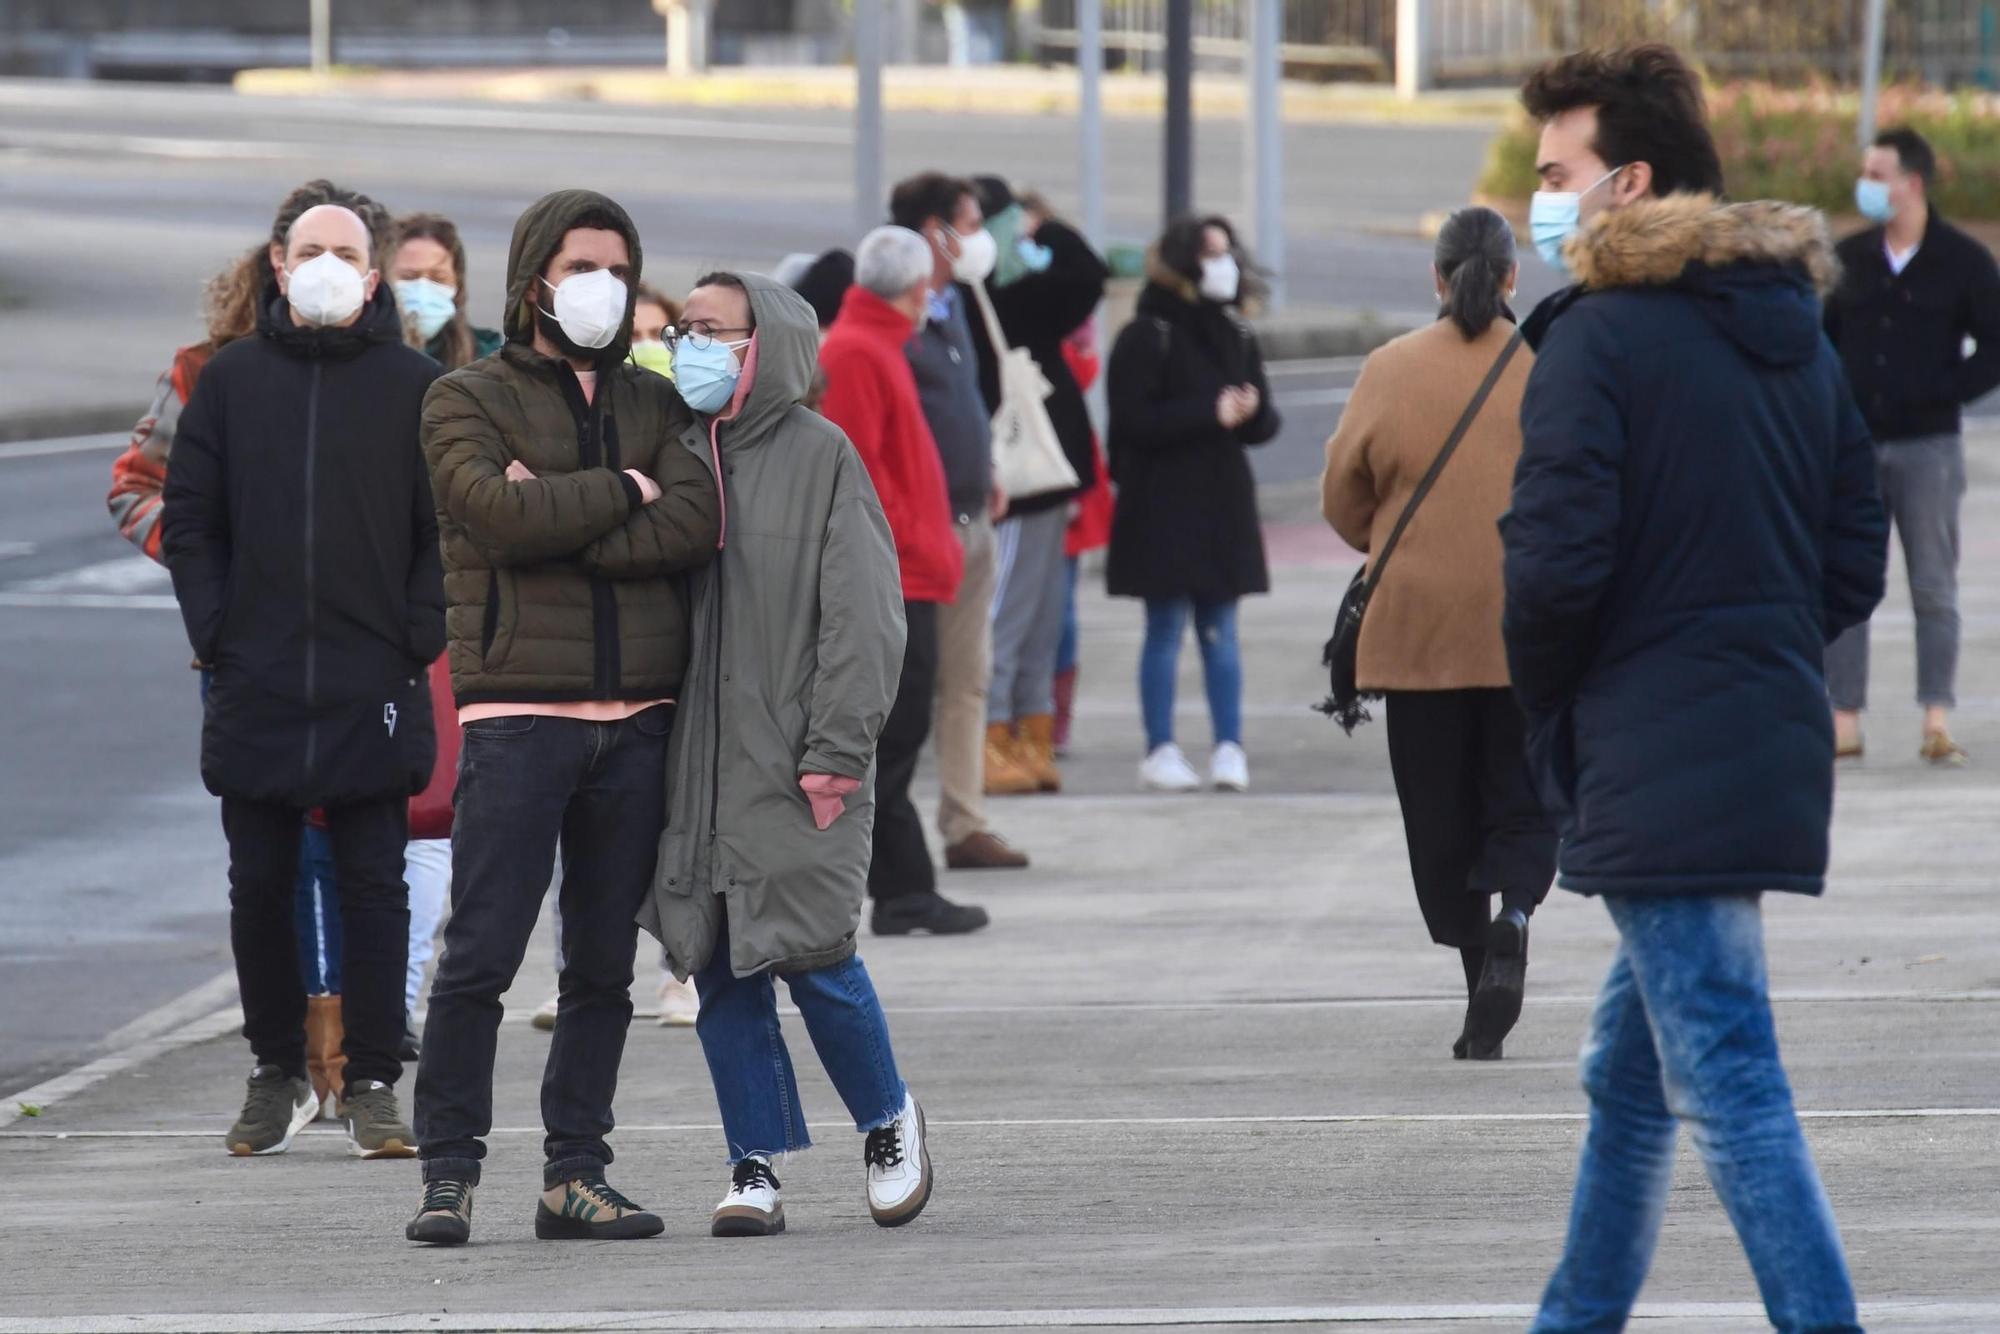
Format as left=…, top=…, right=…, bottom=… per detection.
left=304, top=994, right=347, bottom=1121
left=1019, top=714, right=1062, bottom=793
left=983, top=723, right=1039, bottom=796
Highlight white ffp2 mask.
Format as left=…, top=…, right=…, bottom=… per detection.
left=287, top=251, right=369, bottom=327
left=544, top=269, right=629, bottom=350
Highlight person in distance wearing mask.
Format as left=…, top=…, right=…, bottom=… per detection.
left=161, top=202, right=445, bottom=1163
left=628, top=281, right=682, bottom=381
left=391, top=213, right=503, bottom=371
left=406, top=190, right=721, bottom=1247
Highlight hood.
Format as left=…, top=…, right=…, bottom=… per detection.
left=256, top=279, right=404, bottom=359
left=715, top=270, right=820, bottom=448
left=1569, top=194, right=1839, bottom=369
left=502, top=189, right=644, bottom=363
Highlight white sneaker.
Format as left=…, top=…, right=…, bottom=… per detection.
left=865, top=1091, right=933, bottom=1227
left=530, top=991, right=559, bottom=1032
left=319, top=1088, right=342, bottom=1121
left=658, top=972, right=699, bottom=1028
left=1209, top=742, right=1250, bottom=792
left=711, top=1156, right=784, bottom=1237
left=1138, top=743, right=1202, bottom=793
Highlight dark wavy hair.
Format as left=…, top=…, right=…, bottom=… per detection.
left=1434, top=207, right=1515, bottom=340
left=1521, top=44, right=1725, bottom=198
left=1155, top=213, right=1267, bottom=306
left=393, top=212, right=478, bottom=369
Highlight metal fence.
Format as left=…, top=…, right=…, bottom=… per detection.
left=1033, top=0, right=2000, bottom=88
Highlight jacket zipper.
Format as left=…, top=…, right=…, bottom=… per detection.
left=303, top=362, right=322, bottom=782
left=708, top=558, right=724, bottom=839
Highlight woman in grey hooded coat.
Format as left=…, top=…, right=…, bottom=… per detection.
left=639, top=269, right=933, bottom=1238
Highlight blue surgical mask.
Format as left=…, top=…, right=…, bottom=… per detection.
left=1529, top=165, right=1625, bottom=279
left=394, top=277, right=458, bottom=342
left=674, top=336, right=748, bottom=415
left=1016, top=237, right=1054, bottom=274
left=1855, top=178, right=1897, bottom=224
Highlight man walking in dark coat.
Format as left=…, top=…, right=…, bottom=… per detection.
left=1503, top=46, right=1886, bottom=1334
left=163, top=201, right=446, bottom=1161
left=1823, top=126, right=2000, bottom=766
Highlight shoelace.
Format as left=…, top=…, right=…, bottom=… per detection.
left=420, top=1180, right=470, bottom=1216
left=864, top=1122, right=905, bottom=1170
left=571, top=1176, right=643, bottom=1216
left=242, top=1070, right=296, bottom=1122
left=731, top=1158, right=780, bottom=1195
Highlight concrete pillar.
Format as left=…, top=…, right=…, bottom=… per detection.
left=1395, top=0, right=1431, bottom=101
left=1245, top=0, right=1284, bottom=308
left=655, top=0, right=713, bottom=77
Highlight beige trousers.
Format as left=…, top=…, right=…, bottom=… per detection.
left=934, top=512, right=997, bottom=847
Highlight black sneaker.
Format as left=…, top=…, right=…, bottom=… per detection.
left=1467, top=909, right=1529, bottom=1057
left=871, top=892, right=990, bottom=937
left=406, top=1178, right=474, bottom=1246
left=535, top=1174, right=666, bottom=1241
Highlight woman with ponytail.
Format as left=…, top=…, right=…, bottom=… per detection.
left=1319, top=206, right=1557, bottom=1061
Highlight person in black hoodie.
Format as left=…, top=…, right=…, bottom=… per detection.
left=1105, top=214, right=1279, bottom=794
left=963, top=177, right=1109, bottom=793
left=163, top=202, right=445, bottom=1162
left=1503, top=46, right=1884, bottom=1334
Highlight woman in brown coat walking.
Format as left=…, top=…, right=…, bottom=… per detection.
left=1321, top=207, right=1556, bottom=1060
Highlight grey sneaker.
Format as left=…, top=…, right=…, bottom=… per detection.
left=342, top=1080, right=417, bottom=1159
left=224, top=1065, right=320, bottom=1157
left=406, top=1178, right=474, bottom=1246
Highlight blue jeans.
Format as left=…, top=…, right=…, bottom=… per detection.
left=1140, top=598, right=1242, bottom=752
left=693, top=915, right=906, bottom=1164
left=294, top=826, right=341, bottom=994
left=1056, top=557, right=1081, bottom=676
left=1532, top=893, right=1860, bottom=1334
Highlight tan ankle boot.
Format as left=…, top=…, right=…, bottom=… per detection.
left=1019, top=714, right=1062, bottom=792
left=983, top=723, right=1039, bottom=796
left=305, top=994, right=347, bottom=1120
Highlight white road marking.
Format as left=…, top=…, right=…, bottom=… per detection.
left=13, top=555, right=171, bottom=595
left=0, top=433, right=124, bottom=460
left=0, top=593, right=179, bottom=610
left=1275, top=387, right=1353, bottom=409
left=0, top=540, right=35, bottom=558
left=1266, top=356, right=1369, bottom=375
left=2, top=1302, right=1995, bottom=1330
left=0, top=129, right=301, bottom=159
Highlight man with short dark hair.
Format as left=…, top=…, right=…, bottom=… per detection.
left=1504, top=45, right=1884, bottom=1333
left=1823, top=125, right=2000, bottom=766
left=406, top=190, right=721, bottom=1246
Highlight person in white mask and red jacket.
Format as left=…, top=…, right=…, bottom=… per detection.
left=162, top=202, right=446, bottom=1163
left=406, top=189, right=720, bottom=1247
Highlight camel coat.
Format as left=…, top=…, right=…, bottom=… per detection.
left=1320, top=318, right=1532, bottom=692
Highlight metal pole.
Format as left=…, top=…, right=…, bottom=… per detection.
left=1858, top=0, right=1888, bottom=150
left=1164, top=0, right=1194, bottom=220
left=1395, top=0, right=1430, bottom=102
left=855, top=0, right=886, bottom=239
left=310, top=0, right=332, bottom=75
left=1245, top=0, right=1284, bottom=309
left=1079, top=0, right=1105, bottom=248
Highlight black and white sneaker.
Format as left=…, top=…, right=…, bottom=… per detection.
left=865, top=1092, right=933, bottom=1227
left=711, top=1156, right=784, bottom=1237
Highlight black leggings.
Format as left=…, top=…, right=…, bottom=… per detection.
left=1383, top=688, right=1557, bottom=950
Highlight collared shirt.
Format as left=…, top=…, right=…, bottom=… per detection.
left=1886, top=240, right=1921, bottom=275
left=927, top=286, right=958, bottom=326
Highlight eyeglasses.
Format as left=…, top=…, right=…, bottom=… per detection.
left=668, top=321, right=753, bottom=351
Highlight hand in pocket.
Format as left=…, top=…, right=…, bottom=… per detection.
left=799, top=773, right=861, bottom=831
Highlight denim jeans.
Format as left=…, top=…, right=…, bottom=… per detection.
left=294, top=826, right=341, bottom=994
left=414, top=706, right=672, bottom=1188
left=1056, top=556, right=1081, bottom=677
left=1140, top=598, right=1242, bottom=751
left=1532, top=893, right=1860, bottom=1334
left=1824, top=432, right=1963, bottom=710
left=693, top=915, right=906, bottom=1163
left=403, top=838, right=452, bottom=1017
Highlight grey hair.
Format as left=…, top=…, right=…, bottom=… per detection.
left=854, top=225, right=933, bottom=301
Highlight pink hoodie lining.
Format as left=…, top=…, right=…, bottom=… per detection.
left=703, top=333, right=761, bottom=551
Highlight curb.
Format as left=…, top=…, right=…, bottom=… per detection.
left=0, top=405, right=138, bottom=446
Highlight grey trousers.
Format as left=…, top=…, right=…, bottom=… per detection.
left=988, top=505, right=1070, bottom=723
left=1825, top=432, right=1964, bottom=711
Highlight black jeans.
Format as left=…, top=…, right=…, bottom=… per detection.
left=414, top=706, right=672, bottom=1188
left=220, top=794, right=410, bottom=1089
left=868, top=599, right=939, bottom=903
left=1383, top=689, right=1557, bottom=949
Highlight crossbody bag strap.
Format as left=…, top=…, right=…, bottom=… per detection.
left=1363, top=327, right=1524, bottom=594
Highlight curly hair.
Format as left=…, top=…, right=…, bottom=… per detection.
left=200, top=179, right=392, bottom=351
left=1521, top=44, right=1725, bottom=199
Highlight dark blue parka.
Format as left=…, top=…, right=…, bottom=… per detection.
left=1503, top=195, right=1889, bottom=897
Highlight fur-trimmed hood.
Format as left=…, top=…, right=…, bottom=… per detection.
left=1568, top=193, right=1838, bottom=295
left=1561, top=194, right=1837, bottom=371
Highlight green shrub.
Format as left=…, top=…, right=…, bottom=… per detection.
left=1478, top=82, right=2000, bottom=219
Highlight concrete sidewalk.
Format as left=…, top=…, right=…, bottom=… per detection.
left=5, top=449, right=2000, bottom=1332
